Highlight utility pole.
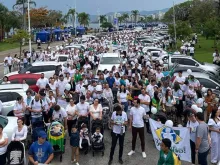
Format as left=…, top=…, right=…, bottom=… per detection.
left=97, top=8, right=100, bottom=30
left=27, top=0, right=32, bottom=54
left=74, top=0, right=77, bottom=36
left=173, top=1, right=177, bottom=49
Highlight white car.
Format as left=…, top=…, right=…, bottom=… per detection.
left=5, top=61, right=62, bottom=78
left=1, top=115, right=18, bottom=142
left=97, top=53, right=121, bottom=71
left=0, top=84, right=29, bottom=116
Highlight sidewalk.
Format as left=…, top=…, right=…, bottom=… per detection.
left=0, top=41, right=62, bottom=56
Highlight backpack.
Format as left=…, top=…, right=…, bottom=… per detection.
left=31, top=99, right=44, bottom=109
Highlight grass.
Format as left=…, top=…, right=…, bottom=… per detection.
left=0, top=42, right=20, bottom=52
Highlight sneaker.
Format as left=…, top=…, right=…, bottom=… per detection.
left=76, top=162, right=79, bottom=165
left=142, top=152, right=146, bottom=158
left=118, top=159, right=124, bottom=164
left=108, top=159, right=113, bottom=165
left=128, top=150, right=135, bottom=156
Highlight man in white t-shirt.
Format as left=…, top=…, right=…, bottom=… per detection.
left=155, top=68, right=164, bottom=82
left=138, top=89, right=151, bottom=134
left=4, top=54, right=13, bottom=72
left=174, top=70, right=186, bottom=90
left=189, top=46, right=195, bottom=57
left=56, top=74, right=68, bottom=97
left=108, top=104, right=128, bottom=165
left=146, top=79, right=156, bottom=98
left=52, top=105, right=67, bottom=130
left=36, top=73, right=49, bottom=90
left=76, top=95, right=90, bottom=118
left=128, top=98, right=147, bottom=158
left=28, top=94, right=45, bottom=123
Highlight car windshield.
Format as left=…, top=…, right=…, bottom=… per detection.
left=0, top=116, right=8, bottom=128
left=59, top=56, right=68, bottom=62
left=210, top=75, right=220, bottom=84
left=19, top=64, right=32, bottom=74
left=100, top=57, right=121, bottom=64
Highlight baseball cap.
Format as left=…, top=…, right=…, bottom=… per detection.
left=38, top=131, right=47, bottom=139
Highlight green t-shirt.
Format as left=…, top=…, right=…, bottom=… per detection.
left=74, top=74, right=82, bottom=83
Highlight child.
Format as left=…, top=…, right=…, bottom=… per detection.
left=157, top=138, right=181, bottom=165
left=91, top=127, right=103, bottom=143
left=70, top=125, right=80, bottom=165
left=79, top=123, right=91, bottom=149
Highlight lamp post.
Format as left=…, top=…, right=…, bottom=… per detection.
left=97, top=8, right=100, bottom=30
left=27, top=0, right=32, bottom=54
left=74, top=0, right=77, bottom=36
left=173, top=1, right=177, bottom=49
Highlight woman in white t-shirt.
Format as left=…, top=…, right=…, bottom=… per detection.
left=117, top=85, right=129, bottom=112
left=89, top=99, right=103, bottom=120
left=49, top=78, right=57, bottom=96
left=13, top=96, right=26, bottom=118
left=162, top=89, right=176, bottom=119
left=103, top=84, right=114, bottom=108
left=11, top=118, right=27, bottom=142
left=114, top=72, right=121, bottom=87
left=0, top=124, right=8, bottom=165
left=66, top=98, right=77, bottom=136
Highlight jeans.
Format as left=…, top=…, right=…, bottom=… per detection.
left=132, top=126, right=145, bottom=151
left=190, top=140, right=196, bottom=164
left=198, top=149, right=210, bottom=165
left=31, top=116, right=43, bottom=124
left=121, top=102, right=128, bottom=112
left=109, top=132, right=125, bottom=160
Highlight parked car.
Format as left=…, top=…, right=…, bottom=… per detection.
left=0, top=84, right=29, bottom=116
left=0, top=115, right=18, bottom=142
left=7, top=74, right=40, bottom=93
left=97, top=53, right=121, bottom=71
left=5, top=61, right=62, bottom=78
left=169, top=55, right=220, bottom=77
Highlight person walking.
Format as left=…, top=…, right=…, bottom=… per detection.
left=128, top=98, right=147, bottom=158
left=108, top=104, right=128, bottom=165
left=70, top=125, right=80, bottom=165
left=195, top=112, right=211, bottom=165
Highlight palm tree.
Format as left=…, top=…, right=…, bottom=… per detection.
left=122, top=13, right=129, bottom=25
left=13, top=0, right=36, bottom=30
left=118, top=16, right=124, bottom=25
left=100, top=15, right=107, bottom=24
left=67, top=8, right=76, bottom=27
left=139, top=16, right=145, bottom=23
left=77, top=12, right=90, bottom=27
left=0, top=3, right=9, bottom=41
left=131, top=10, right=139, bottom=25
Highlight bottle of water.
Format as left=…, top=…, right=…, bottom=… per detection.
left=120, top=125, right=124, bottom=135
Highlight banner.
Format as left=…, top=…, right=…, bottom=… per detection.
left=149, top=119, right=191, bottom=163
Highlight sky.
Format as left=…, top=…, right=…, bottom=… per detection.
left=0, top=0, right=186, bottom=15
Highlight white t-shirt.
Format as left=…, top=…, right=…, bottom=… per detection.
left=190, top=47, right=195, bottom=53
left=146, top=84, right=154, bottom=98
left=117, top=90, right=129, bottom=102
left=4, top=56, right=13, bottom=65
left=56, top=80, right=68, bottom=96
left=76, top=102, right=90, bottom=116
left=13, top=102, right=26, bottom=117
left=0, top=133, right=8, bottom=155
left=130, top=106, right=145, bottom=128
left=0, top=101, right=2, bottom=113
left=196, top=98, right=204, bottom=108
left=36, top=78, right=49, bottom=89
left=186, top=120, right=199, bottom=142
left=89, top=104, right=102, bottom=119
left=111, top=111, right=128, bottom=134
left=49, top=83, right=57, bottom=94
left=66, top=104, right=77, bottom=120
left=88, top=85, right=95, bottom=93
left=156, top=72, right=164, bottom=82
left=11, top=125, right=28, bottom=141
left=28, top=99, right=45, bottom=117
left=138, top=94, right=151, bottom=112
left=52, top=107, right=67, bottom=122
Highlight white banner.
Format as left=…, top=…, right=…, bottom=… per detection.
left=149, top=119, right=191, bottom=163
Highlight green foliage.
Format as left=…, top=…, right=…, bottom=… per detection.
left=168, top=21, right=192, bottom=40
left=67, top=8, right=76, bottom=27
left=202, top=18, right=220, bottom=39
left=77, top=12, right=90, bottom=27
left=99, top=15, right=107, bottom=24
left=101, top=22, right=113, bottom=29
left=131, top=10, right=139, bottom=24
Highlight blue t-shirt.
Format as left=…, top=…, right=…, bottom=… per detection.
left=106, top=77, right=115, bottom=88
left=28, top=141, right=53, bottom=163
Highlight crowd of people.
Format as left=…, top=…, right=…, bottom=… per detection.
left=0, top=30, right=220, bottom=165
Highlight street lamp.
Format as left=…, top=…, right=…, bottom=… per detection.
left=173, top=1, right=177, bottom=49
left=27, top=0, right=32, bottom=54
left=74, top=0, right=77, bottom=36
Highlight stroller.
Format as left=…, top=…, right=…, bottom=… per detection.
left=47, top=121, right=65, bottom=162
left=77, top=117, right=90, bottom=154
left=91, top=120, right=105, bottom=156
left=101, top=97, right=112, bottom=129
left=6, top=141, right=25, bottom=165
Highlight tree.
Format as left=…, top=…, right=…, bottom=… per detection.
left=101, top=22, right=113, bottom=29
left=6, top=29, right=30, bottom=58
left=5, top=11, right=22, bottom=37
left=131, top=10, right=139, bottom=24
left=100, top=15, right=107, bottom=24
left=0, top=3, right=9, bottom=41
left=46, top=10, right=63, bottom=27
left=122, top=13, right=129, bottom=25
left=67, top=8, right=76, bottom=28
left=77, top=12, right=90, bottom=27
left=118, top=16, right=124, bottom=25
left=13, top=0, right=36, bottom=30
left=29, top=7, right=49, bottom=28
left=138, top=17, right=145, bottom=23
left=145, top=16, right=153, bottom=22
left=202, top=18, right=220, bottom=39
left=168, top=21, right=192, bottom=40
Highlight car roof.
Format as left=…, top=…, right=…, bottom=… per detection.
left=181, top=72, right=210, bottom=78
left=32, top=61, right=61, bottom=66
left=102, top=53, right=119, bottom=57
left=8, top=74, right=41, bottom=79
left=0, top=84, right=29, bottom=91
left=171, top=55, right=192, bottom=58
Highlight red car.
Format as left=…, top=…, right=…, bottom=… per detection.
left=8, top=74, right=41, bottom=92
